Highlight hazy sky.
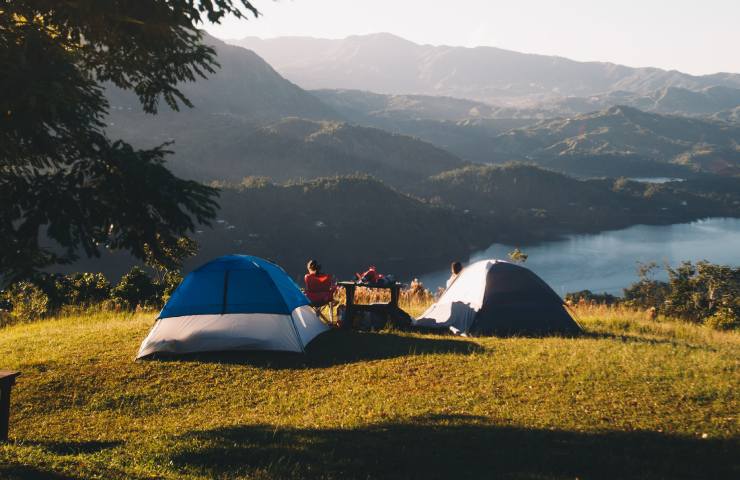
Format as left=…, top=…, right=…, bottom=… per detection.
left=205, top=0, right=740, bottom=75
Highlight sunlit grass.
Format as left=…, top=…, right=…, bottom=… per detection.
left=0, top=304, right=737, bottom=479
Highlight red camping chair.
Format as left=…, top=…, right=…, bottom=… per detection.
left=304, top=273, right=338, bottom=325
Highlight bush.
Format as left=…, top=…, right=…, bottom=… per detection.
left=62, top=272, right=111, bottom=306
left=565, top=290, right=619, bottom=305
left=622, top=262, right=669, bottom=310
left=0, top=293, right=11, bottom=312
left=28, top=274, right=69, bottom=311
left=623, top=280, right=669, bottom=309
left=663, top=261, right=739, bottom=325
left=0, top=267, right=181, bottom=319
left=110, top=267, right=161, bottom=310
left=623, top=261, right=739, bottom=329
left=704, top=306, right=739, bottom=331
left=1, top=281, right=50, bottom=324
left=160, top=270, right=183, bottom=303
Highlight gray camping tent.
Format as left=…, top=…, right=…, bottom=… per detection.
left=413, top=259, right=581, bottom=336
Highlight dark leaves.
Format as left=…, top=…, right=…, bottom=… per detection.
left=1, top=1, right=255, bottom=284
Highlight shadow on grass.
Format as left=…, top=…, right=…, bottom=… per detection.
left=1, top=455, right=154, bottom=480
left=149, top=330, right=484, bottom=369
left=29, top=439, right=123, bottom=455
left=0, top=465, right=76, bottom=480
left=169, top=414, right=738, bottom=480
left=583, top=331, right=715, bottom=351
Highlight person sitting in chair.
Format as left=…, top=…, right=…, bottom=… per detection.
left=446, top=261, right=463, bottom=289
left=306, top=259, right=322, bottom=277
left=304, top=259, right=337, bottom=324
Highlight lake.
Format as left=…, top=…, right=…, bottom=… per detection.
left=628, top=177, right=685, bottom=183
left=418, top=217, right=740, bottom=296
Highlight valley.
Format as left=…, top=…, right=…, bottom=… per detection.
left=86, top=32, right=740, bottom=283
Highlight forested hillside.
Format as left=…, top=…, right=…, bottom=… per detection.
left=494, top=106, right=740, bottom=175
left=419, top=164, right=740, bottom=234
left=56, top=169, right=739, bottom=282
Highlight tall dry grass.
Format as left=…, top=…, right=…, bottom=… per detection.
left=330, top=279, right=436, bottom=319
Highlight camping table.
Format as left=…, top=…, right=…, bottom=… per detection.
left=0, top=371, right=20, bottom=442
left=337, top=281, right=407, bottom=330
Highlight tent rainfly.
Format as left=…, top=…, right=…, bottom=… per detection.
left=413, top=259, right=581, bottom=336
left=136, top=255, right=328, bottom=358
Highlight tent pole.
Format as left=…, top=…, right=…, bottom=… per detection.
left=221, top=270, right=230, bottom=315
left=564, top=303, right=586, bottom=332
left=289, top=312, right=306, bottom=353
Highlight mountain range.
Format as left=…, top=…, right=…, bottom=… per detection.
left=106, top=34, right=471, bottom=185
left=106, top=34, right=336, bottom=123
left=309, top=89, right=740, bottom=175
left=232, top=33, right=740, bottom=106
left=81, top=31, right=740, bottom=280
left=494, top=106, right=740, bottom=175
left=106, top=33, right=740, bottom=183
left=107, top=110, right=465, bottom=185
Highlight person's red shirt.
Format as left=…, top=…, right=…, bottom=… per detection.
left=304, top=273, right=335, bottom=304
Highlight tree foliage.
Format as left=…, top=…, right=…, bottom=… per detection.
left=55, top=272, right=111, bottom=307
left=622, top=262, right=669, bottom=310
left=110, top=266, right=161, bottom=310
left=0, top=1, right=259, bottom=285
left=508, top=248, right=528, bottom=263
left=0, top=281, right=50, bottom=324
left=623, top=261, right=739, bottom=329
left=663, top=261, right=739, bottom=328
left=564, top=290, right=619, bottom=305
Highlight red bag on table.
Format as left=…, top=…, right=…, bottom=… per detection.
left=355, top=266, right=383, bottom=284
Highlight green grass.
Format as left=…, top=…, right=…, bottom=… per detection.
left=0, top=307, right=738, bottom=479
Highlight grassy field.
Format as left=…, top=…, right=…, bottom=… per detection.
left=0, top=303, right=738, bottom=479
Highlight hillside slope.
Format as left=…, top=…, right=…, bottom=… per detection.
left=539, top=86, right=740, bottom=118
left=0, top=310, right=737, bottom=479
left=494, top=106, right=740, bottom=174
left=311, top=89, right=740, bottom=172
left=57, top=176, right=492, bottom=281
left=57, top=168, right=740, bottom=281
left=311, top=89, right=503, bottom=122
left=232, top=33, right=740, bottom=104
left=197, top=176, right=490, bottom=277
left=417, top=163, right=740, bottom=232
left=106, top=34, right=337, bottom=122
left=311, top=89, right=533, bottom=164
left=107, top=114, right=465, bottom=185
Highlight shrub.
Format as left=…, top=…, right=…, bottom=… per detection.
left=623, top=261, right=739, bottom=329
left=663, top=261, right=739, bottom=325
left=704, top=305, right=739, bottom=331
left=60, top=272, right=111, bottom=306
left=110, top=267, right=161, bottom=310
left=565, top=290, right=619, bottom=305
left=160, top=270, right=183, bottom=303
left=622, top=262, right=669, bottom=310
left=623, top=280, right=670, bottom=309
left=1, top=281, right=50, bottom=324
left=28, top=274, right=70, bottom=311
left=0, top=293, right=11, bottom=312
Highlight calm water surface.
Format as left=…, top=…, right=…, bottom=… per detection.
left=418, top=218, right=740, bottom=296
left=628, top=177, right=685, bottom=183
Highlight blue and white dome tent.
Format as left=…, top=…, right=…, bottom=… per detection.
left=136, top=255, right=329, bottom=358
